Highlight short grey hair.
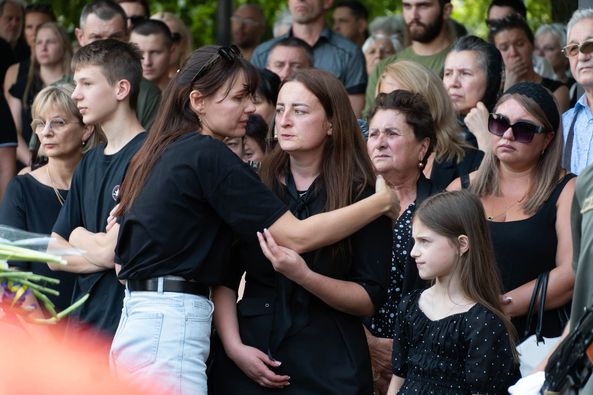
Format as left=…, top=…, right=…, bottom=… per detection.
left=535, top=23, right=567, bottom=47
left=567, top=8, right=593, bottom=40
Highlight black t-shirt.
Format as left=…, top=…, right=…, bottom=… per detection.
left=53, top=132, right=145, bottom=336
left=116, top=132, right=287, bottom=283
left=0, top=94, right=17, bottom=147
left=0, top=173, right=77, bottom=311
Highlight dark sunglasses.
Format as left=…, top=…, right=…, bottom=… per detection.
left=488, top=113, right=549, bottom=144
left=562, top=39, right=593, bottom=58
left=190, top=45, right=242, bottom=85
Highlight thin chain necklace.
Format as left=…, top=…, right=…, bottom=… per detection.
left=46, top=165, right=65, bottom=206
left=487, top=195, right=526, bottom=222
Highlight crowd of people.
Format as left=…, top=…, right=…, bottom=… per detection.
left=0, top=0, right=592, bottom=394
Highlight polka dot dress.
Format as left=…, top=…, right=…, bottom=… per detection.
left=366, top=203, right=415, bottom=338
left=391, top=290, right=520, bottom=394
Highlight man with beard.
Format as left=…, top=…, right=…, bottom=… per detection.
left=364, top=0, right=454, bottom=114
left=251, top=0, right=367, bottom=116
left=231, top=4, right=266, bottom=60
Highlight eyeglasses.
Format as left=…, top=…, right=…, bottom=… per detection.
left=562, top=39, right=593, bottom=58
left=31, top=118, right=76, bottom=133
left=230, top=15, right=260, bottom=27
left=190, top=45, right=242, bottom=85
left=488, top=113, right=549, bottom=143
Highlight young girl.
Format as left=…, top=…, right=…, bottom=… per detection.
left=387, top=190, right=519, bottom=395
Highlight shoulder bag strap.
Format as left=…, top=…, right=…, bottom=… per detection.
left=562, top=106, right=581, bottom=171
left=525, top=273, right=544, bottom=339
left=535, top=271, right=550, bottom=344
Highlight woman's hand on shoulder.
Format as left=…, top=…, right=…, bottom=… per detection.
left=228, top=344, right=290, bottom=389
left=257, top=229, right=311, bottom=283
left=376, top=175, right=400, bottom=220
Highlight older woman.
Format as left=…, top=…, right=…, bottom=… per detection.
left=208, top=69, right=393, bottom=394
left=490, top=14, right=570, bottom=113
left=0, top=83, right=103, bottom=314
left=377, top=60, right=483, bottom=191
left=364, top=90, right=439, bottom=395
left=535, top=23, right=577, bottom=105
left=362, top=34, right=397, bottom=76
left=451, top=82, right=574, bottom=360
left=443, top=35, right=504, bottom=152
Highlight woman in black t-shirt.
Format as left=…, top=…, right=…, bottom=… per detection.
left=110, top=46, right=398, bottom=395
left=208, top=69, right=392, bottom=394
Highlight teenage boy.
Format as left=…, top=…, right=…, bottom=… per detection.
left=50, top=39, right=145, bottom=338
left=129, top=19, right=173, bottom=92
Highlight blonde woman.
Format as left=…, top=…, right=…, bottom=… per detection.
left=0, top=83, right=103, bottom=314
left=376, top=60, right=483, bottom=190
left=451, top=82, right=574, bottom=347
left=4, top=22, right=72, bottom=166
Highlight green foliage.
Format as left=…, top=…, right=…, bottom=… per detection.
left=39, top=0, right=557, bottom=50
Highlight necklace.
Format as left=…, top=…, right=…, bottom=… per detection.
left=486, top=195, right=526, bottom=221
left=46, top=165, right=65, bottom=206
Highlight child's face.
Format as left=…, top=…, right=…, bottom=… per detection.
left=71, top=65, right=118, bottom=126
left=197, top=71, right=256, bottom=140
left=410, top=218, right=460, bottom=282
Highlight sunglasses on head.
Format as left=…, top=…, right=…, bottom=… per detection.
left=562, top=38, right=593, bottom=58
left=190, top=45, right=242, bottom=85
left=488, top=113, right=549, bottom=144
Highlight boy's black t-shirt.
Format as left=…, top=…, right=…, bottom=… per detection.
left=116, top=132, right=287, bottom=284
left=53, top=132, right=146, bottom=336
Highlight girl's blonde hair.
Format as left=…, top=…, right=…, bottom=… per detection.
left=376, top=60, right=468, bottom=164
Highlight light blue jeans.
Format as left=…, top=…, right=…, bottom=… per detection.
left=109, top=285, right=214, bottom=395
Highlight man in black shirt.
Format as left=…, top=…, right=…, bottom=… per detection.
left=51, top=39, right=146, bottom=337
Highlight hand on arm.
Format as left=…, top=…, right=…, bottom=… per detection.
left=212, top=286, right=290, bottom=388
left=268, top=175, right=399, bottom=253
left=257, top=229, right=374, bottom=315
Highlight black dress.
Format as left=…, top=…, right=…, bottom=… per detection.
left=0, top=173, right=77, bottom=312
left=208, top=179, right=393, bottom=394
left=489, top=174, right=575, bottom=340
left=391, top=290, right=520, bottom=395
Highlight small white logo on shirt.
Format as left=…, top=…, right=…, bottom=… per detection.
left=112, top=185, right=120, bottom=201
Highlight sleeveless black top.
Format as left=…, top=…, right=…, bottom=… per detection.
left=489, top=174, right=575, bottom=339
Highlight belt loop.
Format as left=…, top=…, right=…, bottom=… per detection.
left=157, top=277, right=164, bottom=293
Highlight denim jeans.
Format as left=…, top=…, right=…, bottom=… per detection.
left=110, top=285, right=214, bottom=395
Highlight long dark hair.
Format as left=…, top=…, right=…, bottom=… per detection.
left=414, top=190, right=518, bottom=361
left=116, top=45, right=259, bottom=215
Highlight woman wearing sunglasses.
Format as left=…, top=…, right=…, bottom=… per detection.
left=450, top=82, right=575, bottom=350
left=109, top=45, right=398, bottom=395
